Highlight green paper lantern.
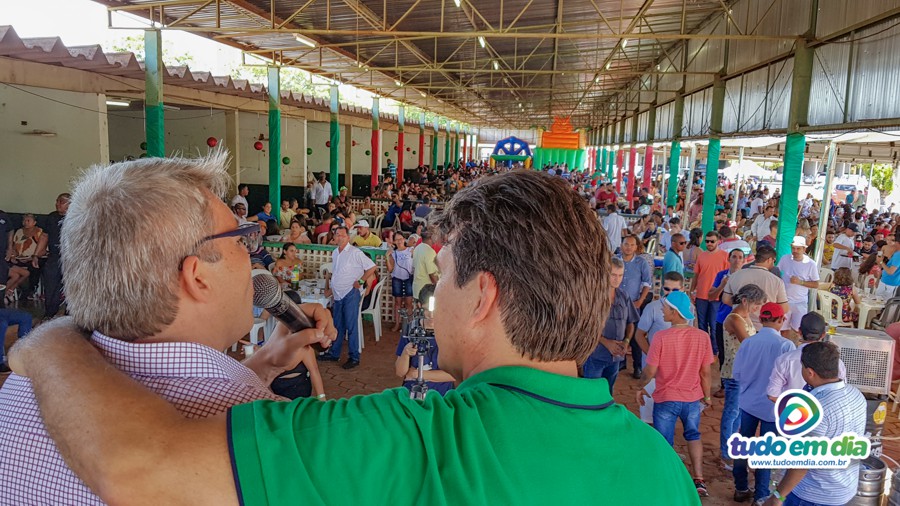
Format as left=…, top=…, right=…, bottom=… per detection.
left=384, top=151, right=389, bottom=157
left=306, top=148, right=313, bottom=155
left=282, top=156, right=291, bottom=165
left=365, top=150, right=371, bottom=156
left=139, top=141, right=147, bottom=150
left=412, top=150, right=416, bottom=155
left=139, top=153, right=148, bottom=158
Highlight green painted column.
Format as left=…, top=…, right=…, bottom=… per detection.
left=267, top=66, right=281, bottom=210
left=606, top=125, right=615, bottom=181
left=453, top=123, right=460, bottom=165
left=431, top=117, right=439, bottom=170
left=701, top=76, right=726, bottom=245
left=444, top=123, right=451, bottom=169
left=144, top=29, right=164, bottom=157
left=329, top=84, right=340, bottom=196
left=777, top=39, right=814, bottom=259
left=666, top=93, right=685, bottom=209
left=370, top=97, right=380, bottom=190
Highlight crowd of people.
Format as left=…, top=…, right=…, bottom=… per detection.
left=0, top=154, right=897, bottom=505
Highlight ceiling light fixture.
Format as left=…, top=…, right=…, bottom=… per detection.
left=594, top=76, right=600, bottom=83
left=492, top=60, right=499, bottom=70
left=293, top=33, right=317, bottom=48
left=105, top=99, right=130, bottom=107
left=478, top=36, right=486, bottom=48
left=453, top=0, right=461, bottom=7
left=419, top=90, right=427, bottom=97
left=621, top=39, right=628, bottom=48
left=606, top=62, right=611, bottom=70
left=395, top=80, right=403, bottom=87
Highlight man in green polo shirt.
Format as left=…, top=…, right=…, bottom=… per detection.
left=11, top=170, right=699, bottom=505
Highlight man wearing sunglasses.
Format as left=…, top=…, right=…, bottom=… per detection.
left=0, top=155, right=336, bottom=504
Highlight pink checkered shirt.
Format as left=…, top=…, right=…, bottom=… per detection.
left=0, top=331, right=282, bottom=505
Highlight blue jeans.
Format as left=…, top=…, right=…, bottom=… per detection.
left=328, top=289, right=361, bottom=362
left=720, top=378, right=741, bottom=459
left=0, top=309, right=32, bottom=363
left=733, top=410, right=776, bottom=501
left=583, top=359, right=619, bottom=394
left=695, top=298, right=719, bottom=355
left=784, top=493, right=829, bottom=506
left=653, top=400, right=702, bottom=446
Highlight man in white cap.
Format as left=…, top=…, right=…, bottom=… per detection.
left=351, top=219, right=383, bottom=248
left=777, top=236, right=820, bottom=337
left=638, top=290, right=716, bottom=498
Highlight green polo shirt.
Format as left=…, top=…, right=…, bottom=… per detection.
left=228, top=366, right=699, bottom=505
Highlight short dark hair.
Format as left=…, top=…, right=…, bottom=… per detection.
left=237, top=184, right=249, bottom=192
left=755, top=244, right=777, bottom=263
left=435, top=170, right=610, bottom=362
left=705, top=231, right=720, bottom=239
left=801, top=341, right=841, bottom=380
left=718, top=225, right=733, bottom=238
left=663, top=271, right=684, bottom=283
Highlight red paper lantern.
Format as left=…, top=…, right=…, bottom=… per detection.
left=394, top=146, right=398, bottom=151
left=253, top=141, right=264, bottom=151
left=406, top=147, right=411, bottom=152
left=325, top=141, right=331, bottom=148
left=352, top=140, right=357, bottom=146
left=206, top=137, right=218, bottom=148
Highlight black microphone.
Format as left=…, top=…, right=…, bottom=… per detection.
left=251, top=270, right=326, bottom=351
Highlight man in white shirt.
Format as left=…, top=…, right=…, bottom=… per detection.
left=322, top=226, right=376, bottom=369
left=767, top=313, right=846, bottom=400
left=831, top=223, right=858, bottom=270
left=313, top=172, right=333, bottom=217
left=777, top=236, right=820, bottom=335
left=750, top=194, right=764, bottom=217
left=602, top=203, right=627, bottom=253
left=751, top=205, right=776, bottom=241
left=231, top=184, right=249, bottom=210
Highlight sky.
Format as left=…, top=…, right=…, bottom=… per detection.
left=1, top=0, right=385, bottom=109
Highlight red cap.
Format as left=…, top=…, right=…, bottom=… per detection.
left=760, top=302, right=785, bottom=319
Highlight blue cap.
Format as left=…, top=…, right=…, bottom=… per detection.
left=664, top=291, right=695, bottom=321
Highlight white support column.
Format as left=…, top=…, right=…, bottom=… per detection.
left=301, top=118, right=309, bottom=185
left=96, top=93, right=110, bottom=165
left=225, top=110, right=240, bottom=185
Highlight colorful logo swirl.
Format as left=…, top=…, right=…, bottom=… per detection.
left=775, top=389, right=823, bottom=437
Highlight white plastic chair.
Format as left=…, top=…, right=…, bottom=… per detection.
left=861, top=275, right=878, bottom=295
left=357, top=278, right=386, bottom=350
left=815, top=289, right=853, bottom=328
left=318, top=262, right=333, bottom=279
left=819, top=267, right=835, bottom=285
left=232, top=317, right=267, bottom=352
left=372, top=214, right=385, bottom=232
left=317, top=232, right=329, bottom=244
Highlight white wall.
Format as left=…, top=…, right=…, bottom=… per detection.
left=108, top=109, right=226, bottom=162
left=0, top=83, right=108, bottom=213
left=237, top=112, right=307, bottom=187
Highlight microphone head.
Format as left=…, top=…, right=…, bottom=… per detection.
left=252, top=269, right=282, bottom=309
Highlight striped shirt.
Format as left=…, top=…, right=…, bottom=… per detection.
left=792, top=381, right=867, bottom=505
left=0, top=332, right=282, bottom=506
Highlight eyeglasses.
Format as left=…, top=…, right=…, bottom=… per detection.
left=179, top=223, right=261, bottom=270
left=675, top=241, right=687, bottom=245
left=662, top=287, right=681, bottom=293
left=705, top=240, right=717, bottom=244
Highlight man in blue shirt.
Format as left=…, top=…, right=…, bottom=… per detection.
left=635, top=272, right=684, bottom=367
left=663, top=233, right=687, bottom=280
left=731, top=303, right=796, bottom=503
left=583, top=257, right=639, bottom=394
left=768, top=342, right=867, bottom=506
left=618, top=236, right=653, bottom=378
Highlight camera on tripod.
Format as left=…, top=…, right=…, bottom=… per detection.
left=401, top=285, right=436, bottom=401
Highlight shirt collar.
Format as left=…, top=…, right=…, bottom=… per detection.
left=457, top=366, right=613, bottom=408
left=90, top=331, right=267, bottom=387
left=811, top=380, right=846, bottom=395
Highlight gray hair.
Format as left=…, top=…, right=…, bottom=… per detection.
left=63, top=151, right=231, bottom=340
left=733, top=284, right=766, bottom=306
left=610, top=257, right=625, bottom=269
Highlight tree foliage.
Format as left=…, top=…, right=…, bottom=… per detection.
left=860, top=163, right=894, bottom=199
left=108, top=35, right=195, bottom=66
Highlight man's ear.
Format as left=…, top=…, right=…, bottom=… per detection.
left=470, top=271, right=499, bottom=325
left=179, top=256, right=213, bottom=303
